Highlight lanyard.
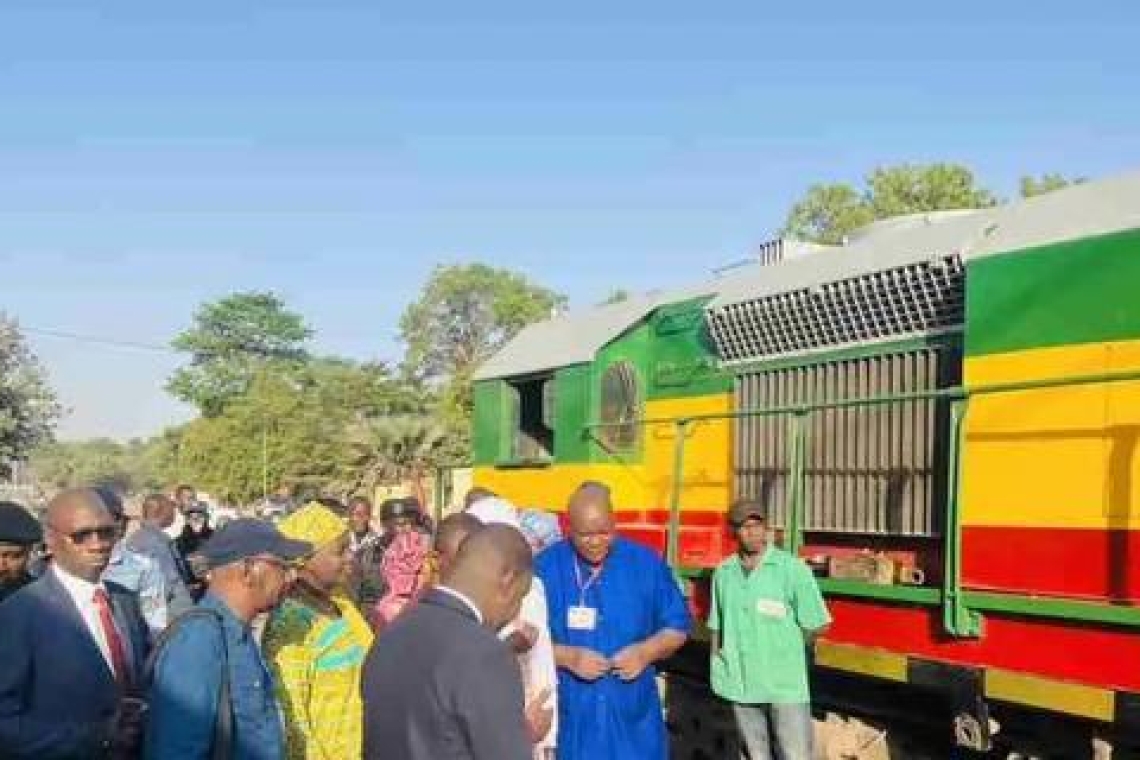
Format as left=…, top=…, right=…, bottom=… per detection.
left=573, top=556, right=604, bottom=607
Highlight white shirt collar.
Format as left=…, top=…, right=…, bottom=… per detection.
left=435, top=585, right=484, bottom=624
left=51, top=564, right=121, bottom=677
left=52, top=562, right=104, bottom=602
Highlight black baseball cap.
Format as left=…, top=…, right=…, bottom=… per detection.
left=729, top=500, right=768, bottom=527
left=0, top=502, right=42, bottom=545
left=200, top=518, right=313, bottom=569
left=380, top=497, right=420, bottom=521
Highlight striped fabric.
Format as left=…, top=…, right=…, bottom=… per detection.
left=264, top=593, right=374, bottom=760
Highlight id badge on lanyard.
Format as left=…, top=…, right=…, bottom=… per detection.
left=568, top=558, right=602, bottom=631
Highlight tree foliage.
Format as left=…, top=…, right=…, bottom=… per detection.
left=166, top=291, right=313, bottom=416
left=782, top=163, right=998, bottom=245
left=781, top=183, right=875, bottom=246
left=170, top=359, right=416, bottom=504
left=344, top=414, right=452, bottom=503
left=33, top=265, right=568, bottom=500
left=0, top=317, right=61, bottom=477
left=29, top=436, right=174, bottom=492
left=865, top=163, right=996, bottom=218
left=600, top=289, right=631, bottom=305
left=399, top=263, right=566, bottom=422
left=1020, top=173, right=1083, bottom=198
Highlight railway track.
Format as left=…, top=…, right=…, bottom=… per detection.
left=664, top=666, right=1126, bottom=759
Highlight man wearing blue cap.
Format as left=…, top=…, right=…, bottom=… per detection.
left=145, top=518, right=312, bottom=760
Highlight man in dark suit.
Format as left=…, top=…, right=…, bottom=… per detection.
left=363, top=524, right=539, bottom=760
left=0, top=488, right=150, bottom=759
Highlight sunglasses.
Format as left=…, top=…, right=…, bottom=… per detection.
left=51, top=525, right=118, bottom=545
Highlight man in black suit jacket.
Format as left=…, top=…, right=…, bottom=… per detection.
left=0, top=488, right=150, bottom=759
left=363, top=524, right=537, bottom=760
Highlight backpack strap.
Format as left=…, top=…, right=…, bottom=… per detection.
left=143, top=608, right=234, bottom=760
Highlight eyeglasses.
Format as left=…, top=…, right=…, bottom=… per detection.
left=50, top=525, right=118, bottom=545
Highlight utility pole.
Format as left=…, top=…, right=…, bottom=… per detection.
left=262, top=423, right=269, bottom=506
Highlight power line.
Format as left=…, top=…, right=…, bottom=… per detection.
left=20, top=325, right=339, bottom=363
left=21, top=326, right=177, bottom=354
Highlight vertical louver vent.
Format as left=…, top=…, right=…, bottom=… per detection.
left=708, top=255, right=965, bottom=363
left=734, top=345, right=960, bottom=537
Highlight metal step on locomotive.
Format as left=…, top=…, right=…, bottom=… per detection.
left=469, top=170, right=1140, bottom=758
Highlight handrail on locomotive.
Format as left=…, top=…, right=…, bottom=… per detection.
left=586, top=365, right=1140, bottom=637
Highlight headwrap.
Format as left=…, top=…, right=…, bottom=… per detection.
left=277, top=502, right=347, bottom=551
left=518, top=509, right=563, bottom=552
left=465, top=496, right=521, bottom=529
left=372, top=530, right=430, bottom=631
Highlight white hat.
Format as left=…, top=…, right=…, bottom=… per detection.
left=466, top=497, right=521, bottom=530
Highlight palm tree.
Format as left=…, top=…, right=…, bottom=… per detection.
left=345, top=414, right=451, bottom=508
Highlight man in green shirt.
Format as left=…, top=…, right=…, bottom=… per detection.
left=708, top=500, right=831, bottom=760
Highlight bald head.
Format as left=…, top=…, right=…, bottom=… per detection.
left=435, top=512, right=482, bottom=578
left=45, top=488, right=118, bottom=582
left=568, top=480, right=612, bottom=514
left=47, top=488, right=109, bottom=526
left=567, top=480, right=616, bottom=566
left=443, top=524, right=533, bottom=630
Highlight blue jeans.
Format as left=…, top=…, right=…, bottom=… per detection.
left=732, top=702, right=813, bottom=760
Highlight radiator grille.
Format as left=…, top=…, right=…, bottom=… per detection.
left=709, top=255, right=965, bottom=363
left=733, top=346, right=960, bottom=536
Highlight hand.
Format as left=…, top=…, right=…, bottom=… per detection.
left=611, top=643, right=651, bottom=681
left=108, top=699, right=146, bottom=758
left=566, top=647, right=610, bottom=681
left=524, top=687, right=554, bottom=744
left=507, top=622, right=539, bottom=654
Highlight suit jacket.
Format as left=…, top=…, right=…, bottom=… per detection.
left=362, top=588, right=532, bottom=760
left=0, top=569, right=150, bottom=759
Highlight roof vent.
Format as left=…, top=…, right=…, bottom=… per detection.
left=707, top=254, right=965, bottom=363
left=755, top=238, right=832, bottom=267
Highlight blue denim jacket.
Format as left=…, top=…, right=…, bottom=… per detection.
left=104, top=543, right=168, bottom=635
left=144, top=594, right=285, bottom=760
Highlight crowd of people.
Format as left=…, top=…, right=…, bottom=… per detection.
left=0, top=478, right=830, bottom=760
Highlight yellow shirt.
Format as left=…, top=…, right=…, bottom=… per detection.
left=264, top=592, right=375, bottom=760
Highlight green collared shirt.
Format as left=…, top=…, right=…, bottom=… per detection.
left=708, top=545, right=831, bottom=705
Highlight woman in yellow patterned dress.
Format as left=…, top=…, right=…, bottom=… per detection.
left=263, top=502, right=375, bottom=760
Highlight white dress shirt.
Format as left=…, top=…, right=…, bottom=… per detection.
left=501, top=578, right=559, bottom=755
left=52, top=564, right=117, bottom=676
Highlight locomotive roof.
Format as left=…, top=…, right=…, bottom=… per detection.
left=472, top=281, right=719, bottom=381
left=971, top=168, right=1140, bottom=259
left=476, top=169, right=1140, bottom=382
left=709, top=207, right=998, bottom=310
left=711, top=168, right=1140, bottom=311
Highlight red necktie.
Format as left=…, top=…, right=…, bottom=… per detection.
left=93, top=588, right=130, bottom=685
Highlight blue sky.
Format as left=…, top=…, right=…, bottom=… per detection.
left=2, top=1, right=1138, bottom=440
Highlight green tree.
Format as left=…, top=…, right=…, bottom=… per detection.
left=399, top=264, right=566, bottom=423
left=865, top=163, right=997, bottom=218
left=170, top=359, right=424, bottom=504
left=781, top=183, right=875, bottom=245
left=29, top=435, right=176, bottom=493
left=1020, top=173, right=1083, bottom=198
left=167, top=291, right=313, bottom=416
left=344, top=414, right=452, bottom=505
left=600, top=289, right=631, bottom=305
left=0, top=316, right=61, bottom=477
left=782, top=163, right=999, bottom=245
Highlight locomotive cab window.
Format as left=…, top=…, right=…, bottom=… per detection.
left=507, top=374, right=555, bottom=462
left=599, top=361, right=642, bottom=451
